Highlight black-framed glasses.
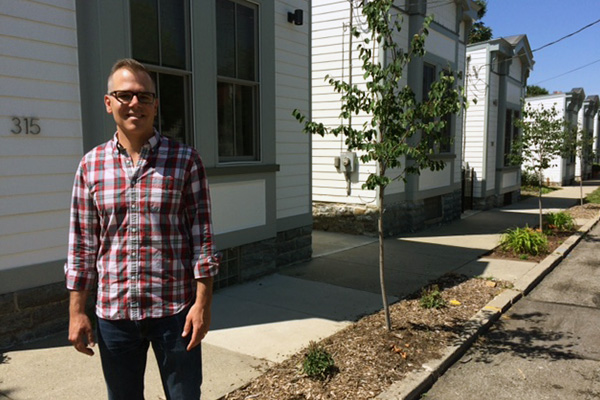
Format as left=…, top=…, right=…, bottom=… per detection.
left=109, top=91, right=156, bottom=104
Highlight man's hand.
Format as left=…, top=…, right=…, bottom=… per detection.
left=68, top=311, right=95, bottom=356
left=68, top=290, right=95, bottom=356
left=182, top=277, right=213, bottom=351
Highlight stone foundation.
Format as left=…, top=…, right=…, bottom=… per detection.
left=0, top=282, right=69, bottom=350
left=313, top=190, right=463, bottom=236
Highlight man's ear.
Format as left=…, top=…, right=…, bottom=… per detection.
left=104, top=95, right=113, bottom=114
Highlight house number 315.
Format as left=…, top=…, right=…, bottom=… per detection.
left=11, top=117, right=41, bottom=135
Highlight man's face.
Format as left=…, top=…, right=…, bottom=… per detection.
left=104, top=68, right=158, bottom=138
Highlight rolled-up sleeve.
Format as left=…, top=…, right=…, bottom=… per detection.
left=65, top=161, right=99, bottom=291
left=184, top=151, right=220, bottom=279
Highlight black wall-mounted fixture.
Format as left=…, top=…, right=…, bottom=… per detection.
left=288, top=9, right=303, bottom=26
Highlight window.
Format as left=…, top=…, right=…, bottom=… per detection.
left=216, top=0, right=260, bottom=162
left=504, top=109, right=519, bottom=166
left=423, top=63, right=452, bottom=153
left=130, top=0, right=192, bottom=144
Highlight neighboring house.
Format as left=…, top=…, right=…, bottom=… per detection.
left=0, top=0, right=311, bottom=348
left=576, top=95, right=599, bottom=179
left=463, top=35, right=534, bottom=210
left=311, top=0, right=479, bottom=236
left=523, top=88, right=586, bottom=186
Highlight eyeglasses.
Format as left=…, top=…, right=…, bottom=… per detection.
left=109, top=91, right=156, bottom=104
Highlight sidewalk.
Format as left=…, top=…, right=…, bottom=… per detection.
left=1, top=183, right=598, bottom=400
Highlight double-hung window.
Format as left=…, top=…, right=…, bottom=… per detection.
left=130, top=0, right=192, bottom=144
left=422, top=63, right=452, bottom=153
left=216, top=0, right=260, bottom=162
left=504, top=109, right=519, bottom=166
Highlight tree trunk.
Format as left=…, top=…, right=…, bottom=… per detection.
left=538, top=173, right=543, bottom=230
left=580, top=176, right=584, bottom=206
left=378, top=182, right=391, bottom=331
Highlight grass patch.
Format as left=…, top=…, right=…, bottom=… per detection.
left=586, top=187, right=600, bottom=204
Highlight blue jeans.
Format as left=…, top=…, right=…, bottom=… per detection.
left=97, top=308, right=202, bottom=400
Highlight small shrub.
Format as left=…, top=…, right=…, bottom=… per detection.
left=419, top=285, right=446, bottom=309
left=521, top=170, right=539, bottom=187
left=302, top=342, right=336, bottom=380
left=500, top=226, right=548, bottom=256
left=544, top=212, right=575, bottom=231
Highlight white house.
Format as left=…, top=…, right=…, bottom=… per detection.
left=576, top=95, right=599, bottom=179
left=0, top=0, right=311, bottom=348
left=524, top=88, right=586, bottom=186
left=311, top=0, right=478, bottom=236
left=463, top=35, right=534, bottom=209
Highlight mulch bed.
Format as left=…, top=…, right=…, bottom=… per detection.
left=224, top=274, right=507, bottom=400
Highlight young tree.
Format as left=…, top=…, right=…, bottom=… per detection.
left=294, top=0, right=465, bottom=330
left=512, top=103, right=569, bottom=229
left=568, top=126, right=595, bottom=205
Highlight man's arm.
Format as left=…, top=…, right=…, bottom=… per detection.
left=182, top=277, right=213, bottom=351
left=68, top=290, right=95, bottom=356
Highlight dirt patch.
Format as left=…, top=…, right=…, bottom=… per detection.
left=224, top=274, right=508, bottom=400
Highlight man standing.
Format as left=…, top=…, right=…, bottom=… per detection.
left=65, top=58, right=219, bottom=399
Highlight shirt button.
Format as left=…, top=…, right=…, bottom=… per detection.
left=131, top=204, right=136, bottom=210
left=131, top=227, right=137, bottom=233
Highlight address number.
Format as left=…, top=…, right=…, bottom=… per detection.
left=11, top=117, right=41, bottom=135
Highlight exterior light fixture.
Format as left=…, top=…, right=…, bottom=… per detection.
left=288, top=9, right=303, bottom=25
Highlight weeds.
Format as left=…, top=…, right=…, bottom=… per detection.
left=419, top=285, right=446, bottom=309
left=302, top=342, right=337, bottom=380
left=544, top=211, right=575, bottom=232
left=500, top=226, right=548, bottom=256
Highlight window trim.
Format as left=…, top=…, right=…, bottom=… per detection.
left=216, top=0, right=261, bottom=164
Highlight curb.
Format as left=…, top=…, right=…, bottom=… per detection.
left=377, top=212, right=600, bottom=400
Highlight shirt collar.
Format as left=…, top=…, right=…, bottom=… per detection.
left=111, top=130, right=162, bottom=156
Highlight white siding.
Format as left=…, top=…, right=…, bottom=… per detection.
left=464, top=47, right=488, bottom=197
left=311, top=0, right=380, bottom=204
left=275, top=0, right=312, bottom=219
left=524, top=95, right=567, bottom=185
left=0, top=0, right=82, bottom=271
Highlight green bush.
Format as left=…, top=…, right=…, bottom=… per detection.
left=419, top=285, right=446, bottom=309
left=521, top=170, right=539, bottom=187
left=544, top=212, right=575, bottom=231
left=500, top=226, right=548, bottom=256
left=302, top=342, right=336, bottom=380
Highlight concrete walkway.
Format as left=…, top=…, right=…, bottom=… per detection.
left=1, top=183, right=598, bottom=400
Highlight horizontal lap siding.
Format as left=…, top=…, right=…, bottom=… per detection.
left=275, top=0, right=312, bottom=219
left=464, top=48, right=488, bottom=197
left=0, top=0, right=82, bottom=271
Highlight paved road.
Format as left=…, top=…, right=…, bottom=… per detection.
left=422, top=221, right=600, bottom=400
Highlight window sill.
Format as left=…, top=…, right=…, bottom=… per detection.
left=497, top=165, right=521, bottom=172
left=430, top=153, right=456, bottom=161
left=206, top=164, right=280, bottom=176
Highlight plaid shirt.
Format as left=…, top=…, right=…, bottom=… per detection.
left=65, top=132, right=219, bottom=320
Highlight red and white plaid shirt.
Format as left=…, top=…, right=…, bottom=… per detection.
left=65, top=132, right=219, bottom=320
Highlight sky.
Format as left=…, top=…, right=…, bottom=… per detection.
left=482, top=0, right=600, bottom=97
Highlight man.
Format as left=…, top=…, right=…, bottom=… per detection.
left=65, top=58, right=219, bottom=399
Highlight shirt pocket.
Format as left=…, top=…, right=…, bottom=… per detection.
left=147, top=175, right=183, bottom=213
